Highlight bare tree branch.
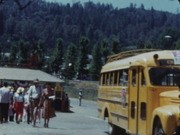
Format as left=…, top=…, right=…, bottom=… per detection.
left=0, top=0, right=34, bottom=10
left=14, top=0, right=34, bottom=10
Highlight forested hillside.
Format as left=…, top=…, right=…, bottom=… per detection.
left=0, top=0, right=180, bottom=80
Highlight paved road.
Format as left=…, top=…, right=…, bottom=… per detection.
left=0, top=98, right=108, bottom=135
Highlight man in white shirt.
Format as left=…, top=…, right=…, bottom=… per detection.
left=0, top=82, right=10, bottom=123
left=28, top=79, right=42, bottom=127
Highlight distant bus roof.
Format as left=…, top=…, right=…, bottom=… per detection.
left=0, top=67, right=63, bottom=83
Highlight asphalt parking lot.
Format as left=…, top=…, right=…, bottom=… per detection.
left=0, top=98, right=108, bottom=135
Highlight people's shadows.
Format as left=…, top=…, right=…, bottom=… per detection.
left=33, top=125, right=65, bottom=130
left=55, top=105, right=74, bottom=113
left=61, top=110, right=74, bottom=113
left=55, top=110, right=74, bottom=113
left=105, top=131, right=109, bottom=135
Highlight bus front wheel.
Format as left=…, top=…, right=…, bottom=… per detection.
left=153, top=119, right=165, bottom=135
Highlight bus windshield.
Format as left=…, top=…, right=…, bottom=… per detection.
left=149, top=67, right=180, bottom=86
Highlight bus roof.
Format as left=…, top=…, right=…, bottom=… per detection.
left=101, top=50, right=180, bottom=73
left=106, top=49, right=159, bottom=63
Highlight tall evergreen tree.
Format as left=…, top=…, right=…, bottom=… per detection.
left=76, top=37, right=89, bottom=80
left=35, top=40, right=44, bottom=68
left=50, top=38, right=64, bottom=74
left=90, top=43, right=103, bottom=81
left=9, top=44, right=18, bottom=63
left=101, top=40, right=111, bottom=64
left=112, top=39, right=120, bottom=54
left=17, top=40, right=29, bottom=65
left=27, top=40, right=44, bottom=69
left=175, top=39, right=180, bottom=49
left=0, top=10, right=4, bottom=36
left=63, top=43, right=77, bottom=79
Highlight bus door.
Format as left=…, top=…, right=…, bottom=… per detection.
left=128, top=66, right=147, bottom=135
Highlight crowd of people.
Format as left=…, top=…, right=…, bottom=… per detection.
left=0, top=79, right=57, bottom=128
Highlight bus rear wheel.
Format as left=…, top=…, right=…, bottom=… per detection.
left=108, top=123, right=126, bottom=135
left=153, top=120, right=165, bottom=135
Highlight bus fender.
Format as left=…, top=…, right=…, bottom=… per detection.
left=151, top=105, right=179, bottom=135
left=102, top=103, right=112, bottom=122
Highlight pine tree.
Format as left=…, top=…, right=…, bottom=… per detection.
left=112, top=39, right=119, bottom=54
left=17, top=40, right=29, bottom=65
left=76, top=37, right=90, bottom=80
left=0, top=10, right=4, bottom=36
left=63, top=43, right=77, bottom=79
left=27, top=40, right=44, bottom=69
left=101, top=40, right=111, bottom=64
left=50, top=38, right=64, bottom=74
left=9, top=44, right=18, bottom=63
left=90, top=43, right=103, bottom=81
left=175, top=39, right=180, bottom=49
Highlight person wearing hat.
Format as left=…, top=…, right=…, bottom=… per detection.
left=28, top=79, right=42, bottom=127
left=13, top=87, right=25, bottom=124
left=0, top=82, right=11, bottom=123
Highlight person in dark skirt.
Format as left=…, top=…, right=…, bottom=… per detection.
left=40, top=83, right=56, bottom=128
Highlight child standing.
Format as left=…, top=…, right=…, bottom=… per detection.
left=13, top=87, right=24, bottom=124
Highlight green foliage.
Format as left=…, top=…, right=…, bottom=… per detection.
left=0, top=0, right=180, bottom=81
left=17, top=40, right=29, bottom=64
left=90, top=43, right=103, bottom=81
left=175, top=39, right=180, bottom=49
left=9, top=44, right=18, bottom=63
left=101, top=40, right=111, bottom=64
left=50, top=38, right=64, bottom=73
left=63, top=43, right=78, bottom=79
left=34, top=40, right=44, bottom=68
left=0, top=10, right=4, bottom=36
left=157, top=28, right=180, bottom=50
left=76, top=37, right=90, bottom=79
left=1, top=0, right=179, bottom=51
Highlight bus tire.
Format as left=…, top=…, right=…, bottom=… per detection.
left=109, top=123, right=126, bottom=135
left=153, top=119, right=165, bottom=135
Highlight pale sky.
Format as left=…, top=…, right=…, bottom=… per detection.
left=45, top=0, right=180, bottom=14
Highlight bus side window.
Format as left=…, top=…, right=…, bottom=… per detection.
left=140, top=102, right=146, bottom=120
left=119, top=70, right=128, bottom=86
left=119, top=70, right=123, bottom=86
left=123, top=70, right=128, bottom=86
left=131, top=101, right=135, bottom=118
left=114, top=71, right=118, bottom=86
left=110, top=72, right=113, bottom=85
left=106, top=73, right=110, bottom=85
left=132, top=69, right=136, bottom=86
left=100, top=74, right=102, bottom=85
left=141, top=69, right=146, bottom=86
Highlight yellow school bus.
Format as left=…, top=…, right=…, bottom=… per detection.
left=98, top=49, right=180, bottom=135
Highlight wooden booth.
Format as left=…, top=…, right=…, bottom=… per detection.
left=54, top=85, right=69, bottom=112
